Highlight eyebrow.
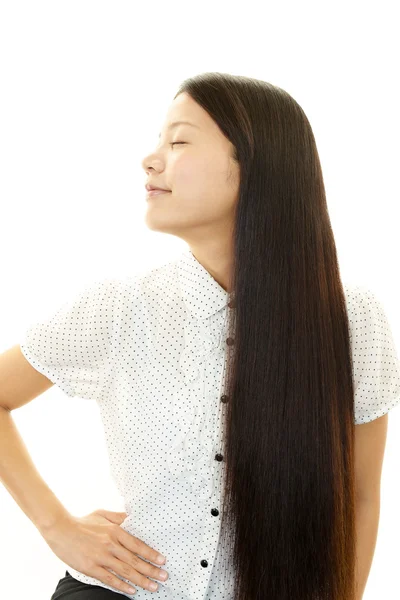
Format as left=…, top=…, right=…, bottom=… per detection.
left=158, top=120, right=199, bottom=139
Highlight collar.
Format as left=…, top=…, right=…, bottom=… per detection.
left=176, top=249, right=231, bottom=320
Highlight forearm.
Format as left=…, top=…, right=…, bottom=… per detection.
left=354, top=499, right=381, bottom=600
left=0, top=406, right=70, bottom=535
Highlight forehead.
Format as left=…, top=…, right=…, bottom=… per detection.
left=158, top=92, right=215, bottom=139
left=158, top=120, right=200, bottom=139
left=157, top=93, right=230, bottom=148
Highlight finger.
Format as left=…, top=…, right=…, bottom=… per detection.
left=111, top=542, right=168, bottom=584
left=93, top=565, right=137, bottom=596
left=117, top=528, right=166, bottom=566
left=95, top=509, right=127, bottom=524
left=104, top=556, right=161, bottom=593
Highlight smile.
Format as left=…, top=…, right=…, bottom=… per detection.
left=146, top=190, right=171, bottom=197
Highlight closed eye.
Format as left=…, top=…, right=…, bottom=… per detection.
left=170, top=142, right=186, bottom=147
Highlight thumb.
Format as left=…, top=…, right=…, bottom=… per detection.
left=115, top=511, right=128, bottom=521
left=98, top=510, right=128, bottom=524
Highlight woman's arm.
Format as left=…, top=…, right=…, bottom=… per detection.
left=354, top=499, right=380, bottom=599
left=0, top=406, right=70, bottom=534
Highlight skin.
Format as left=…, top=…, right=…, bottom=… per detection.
left=141, top=92, right=240, bottom=294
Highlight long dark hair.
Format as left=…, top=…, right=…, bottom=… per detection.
left=174, top=73, right=356, bottom=600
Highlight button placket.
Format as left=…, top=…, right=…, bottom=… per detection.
left=189, top=331, right=230, bottom=599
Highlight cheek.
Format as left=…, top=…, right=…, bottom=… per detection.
left=172, top=153, right=228, bottom=191
left=170, top=153, right=237, bottom=217
left=171, top=155, right=203, bottom=188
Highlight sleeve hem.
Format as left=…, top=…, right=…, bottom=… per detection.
left=354, top=393, right=400, bottom=424
left=19, top=343, right=76, bottom=399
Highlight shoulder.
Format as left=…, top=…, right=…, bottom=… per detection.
left=342, top=282, right=395, bottom=344
left=112, top=254, right=182, bottom=314
left=342, top=281, right=381, bottom=310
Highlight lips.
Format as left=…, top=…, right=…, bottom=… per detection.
left=146, top=183, right=171, bottom=192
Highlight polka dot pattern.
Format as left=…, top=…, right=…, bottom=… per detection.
left=19, top=250, right=400, bottom=598
left=343, top=284, right=400, bottom=424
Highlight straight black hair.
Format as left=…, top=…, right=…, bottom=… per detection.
left=174, top=72, right=356, bottom=600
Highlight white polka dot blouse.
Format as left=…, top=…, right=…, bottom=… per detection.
left=19, top=248, right=400, bottom=599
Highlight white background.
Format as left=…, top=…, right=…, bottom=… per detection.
left=0, top=1, right=399, bottom=598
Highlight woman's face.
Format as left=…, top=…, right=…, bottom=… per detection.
left=141, top=92, right=240, bottom=245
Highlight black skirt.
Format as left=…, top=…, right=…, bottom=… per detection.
left=51, top=570, right=127, bottom=599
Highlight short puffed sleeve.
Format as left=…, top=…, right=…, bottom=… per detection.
left=345, top=284, right=400, bottom=424
left=19, top=277, right=119, bottom=402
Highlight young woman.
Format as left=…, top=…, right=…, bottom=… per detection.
left=1, top=72, right=399, bottom=600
